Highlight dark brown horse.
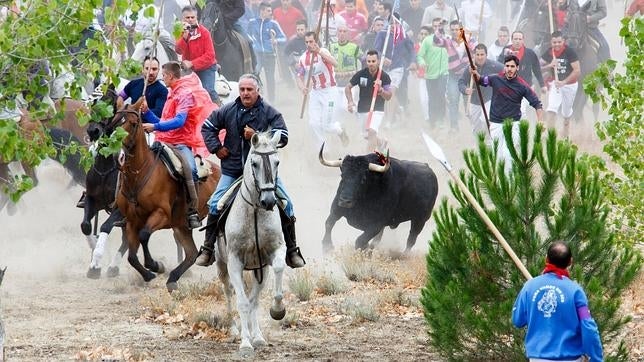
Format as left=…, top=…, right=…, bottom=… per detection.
left=115, top=100, right=221, bottom=291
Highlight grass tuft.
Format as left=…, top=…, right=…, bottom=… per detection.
left=288, top=270, right=315, bottom=301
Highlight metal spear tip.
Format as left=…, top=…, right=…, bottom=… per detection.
left=421, top=132, right=453, bottom=171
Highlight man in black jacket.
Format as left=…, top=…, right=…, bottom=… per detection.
left=195, top=73, right=305, bottom=268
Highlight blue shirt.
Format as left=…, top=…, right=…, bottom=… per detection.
left=480, top=73, right=542, bottom=123
left=512, top=273, right=603, bottom=361
left=121, top=78, right=168, bottom=118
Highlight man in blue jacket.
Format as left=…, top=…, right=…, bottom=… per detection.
left=195, top=73, right=305, bottom=268
left=512, top=242, right=604, bottom=362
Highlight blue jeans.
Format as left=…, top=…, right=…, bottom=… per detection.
left=196, top=64, right=220, bottom=102
left=255, top=52, right=277, bottom=102
left=175, top=144, right=197, bottom=180
left=208, top=174, right=294, bottom=217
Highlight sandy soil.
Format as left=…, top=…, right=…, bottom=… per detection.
left=0, top=4, right=641, bottom=361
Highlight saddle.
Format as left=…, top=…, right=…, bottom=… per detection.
left=206, top=177, right=290, bottom=235
left=150, top=142, right=212, bottom=181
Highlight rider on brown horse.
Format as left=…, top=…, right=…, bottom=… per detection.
left=195, top=73, right=305, bottom=268
left=141, top=61, right=217, bottom=229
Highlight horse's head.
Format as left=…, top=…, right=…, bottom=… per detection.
left=202, top=0, right=223, bottom=35
left=246, top=131, right=281, bottom=211
left=88, top=85, right=122, bottom=141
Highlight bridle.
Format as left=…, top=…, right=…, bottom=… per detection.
left=240, top=149, right=278, bottom=208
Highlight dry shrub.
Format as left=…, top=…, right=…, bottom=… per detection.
left=340, top=249, right=397, bottom=284
left=280, top=311, right=302, bottom=329
left=381, top=287, right=414, bottom=308
left=316, top=274, right=347, bottom=296
left=341, top=297, right=380, bottom=323
left=288, top=269, right=315, bottom=301
left=189, top=310, right=232, bottom=330
left=171, top=280, right=223, bottom=302
left=74, top=346, right=151, bottom=361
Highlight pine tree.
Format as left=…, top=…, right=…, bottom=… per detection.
left=421, top=122, right=642, bottom=361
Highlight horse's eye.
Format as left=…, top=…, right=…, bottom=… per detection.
left=251, top=161, right=257, bottom=167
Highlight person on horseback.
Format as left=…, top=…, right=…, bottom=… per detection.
left=195, top=73, right=306, bottom=268
left=176, top=5, right=220, bottom=104
left=140, top=61, right=216, bottom=229
left=579, top=0, right=610, bottom=62
left=76, top=56, right=168, bottom=209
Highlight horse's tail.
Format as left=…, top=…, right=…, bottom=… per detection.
left=48, top=127, right=87, bottom=186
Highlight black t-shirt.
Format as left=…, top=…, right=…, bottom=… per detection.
left=542, top=46, right=579, bottom=81
left=349, top=67, right=392, bottom=113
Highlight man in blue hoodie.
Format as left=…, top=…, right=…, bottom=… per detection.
left=512, top=242, right=604, bottom=362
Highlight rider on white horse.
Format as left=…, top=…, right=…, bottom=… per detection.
left=196, top=73, right=305, bottom=268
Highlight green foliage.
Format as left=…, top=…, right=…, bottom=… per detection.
left=421, top=122, right=642, bottom=361
left=0, top=0, right=153, bottom=199
left=583, top=17, right=643, bottom=247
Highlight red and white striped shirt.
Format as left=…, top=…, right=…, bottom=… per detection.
left=298, top=48, right=336, bottom=90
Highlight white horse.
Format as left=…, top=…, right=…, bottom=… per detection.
left=130, top=29, right=177, bottom=70
left=215, top=70, right=239, bottom=105
left=215, top=131, right=287, bottom=358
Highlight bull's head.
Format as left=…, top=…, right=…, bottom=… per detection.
left=319, top=143, right=390, bottom=208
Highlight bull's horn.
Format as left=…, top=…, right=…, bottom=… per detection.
left=318, top=142, right=342, bottom=168
left=368, top=150, right=390, bottom=173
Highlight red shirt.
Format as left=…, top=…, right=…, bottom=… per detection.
left=273, top=6, right=305, bottom=39
left=175, top=24, right=217, bottom=71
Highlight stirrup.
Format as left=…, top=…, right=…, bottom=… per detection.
left=113, top=218, right=126, bottom=227
left=76, top=192, right=86, bottom=208
left=286, top=247, right=305, bottom=268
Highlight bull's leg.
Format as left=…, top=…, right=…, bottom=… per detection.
left=355, top=227, right=384, bottom=250
left=125, top=224, right=156, bottom=282
left=368, top=228, right=386, bottom=250
left=405, top=219, right=426, bottom=253
left=322, top=210, right=342, bottom=253
left=166, top=227, right=198, bottom=292
left=227, top=256, right=254, bottom=357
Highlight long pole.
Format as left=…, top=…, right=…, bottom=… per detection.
left=546, top=0, right=560, bottom=86
left=299, top=0, right=327, bottom=119
left=465, top=0, right=487, bottom=114
left=365, top=15, right=394, bottom=130
left=422, top=133, right=533, bottom=281
left=455, top=6, right=490, bottom=132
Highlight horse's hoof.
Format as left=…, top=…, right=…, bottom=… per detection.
left=252, top=337, right=267, bottom=349
left=86, top=267, right=101, bottom=279
left=142, top=272, right=156, bottom=282
left=270, top=306, right=286, bottom=321
left=239, top=346, right=254, bottom=359
left=154, top=261, right=165, bottom=274
left=166, top=282, right=178, bottom=292
left=106, top=266, right=119, bottom=278
left=81, top=221, right=91, bottom=235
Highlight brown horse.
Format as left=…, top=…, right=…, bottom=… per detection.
left=114, top=100, right=221, bottom=291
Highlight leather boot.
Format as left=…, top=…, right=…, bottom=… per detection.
left=195, top=213, right=218, bottom=266
left=283, top=216, right=305, bottom=268
left=76, top=191, right=86, bottom=208
left=180, top=153, right=202, bottom=230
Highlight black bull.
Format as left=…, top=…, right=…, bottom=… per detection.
left=319, top=145, right=438, bottom=252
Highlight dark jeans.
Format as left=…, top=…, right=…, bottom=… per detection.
left=426, top=75, right=447, bottom=127
left=255, top=52, right=276, bottom=102
left=196, top=64, right=220, bottom=102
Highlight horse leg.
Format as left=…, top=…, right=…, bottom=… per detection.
left=139, top=225, right=164, bottom=274
left=125, top=225, right=156, bottom=282
left=107, top=222, right=129, bottom=278
left=269, top=244, right=287, bottom=322
left=165, top=227, right=198, bottom=292
left=173, top=230, right=184, bottom=263
left=87, top=209, right=123, bottom=279
left=80, top=195, right=97, bottom=236
left=248, top=267, right=269, bottom=349
left=216, top=255, right=239, bottom=337
left=227, top=256, right=254, bottom=357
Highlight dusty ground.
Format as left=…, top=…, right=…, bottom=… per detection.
left=0, top=4, right=641, bottom=361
